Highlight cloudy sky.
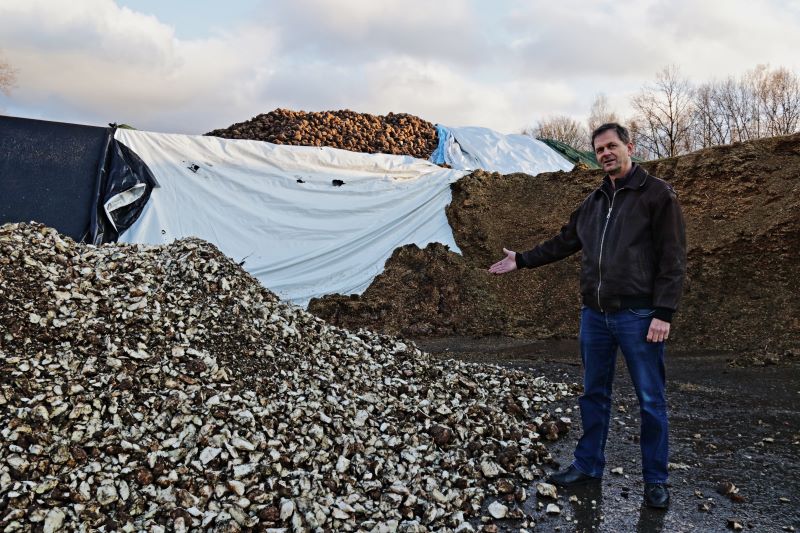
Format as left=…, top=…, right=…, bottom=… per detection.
left=1, top=0, right=799, bottom=135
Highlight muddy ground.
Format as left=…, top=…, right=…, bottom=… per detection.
left=415, top=336, right=800, bottom=532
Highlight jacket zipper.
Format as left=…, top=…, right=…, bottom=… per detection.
left=597, top=189, right=618, bottom=311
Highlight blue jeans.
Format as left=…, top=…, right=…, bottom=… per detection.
left=572, top=306, right=669, bottom=483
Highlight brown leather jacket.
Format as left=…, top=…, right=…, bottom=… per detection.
left=515, top=164, right=686, bottom=322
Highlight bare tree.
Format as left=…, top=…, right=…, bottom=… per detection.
left=524, top=115, right=589, bottom=150
left=0, top=52, right=16, bottom=96
left=531, top=64, right=799, bottom=160
left=689, top=65, right=800, bottom=151
left=691, top=82, right=725, bottom=149
left=691, top=72, right=758, bottom=146
left=736, top=66, right=767, bottom=140
left=587, top=93, right=619, bottom=134
left=755, top=66, right=800, bottom=136
left=626, top=119, right=653, bottom=160
left=630, top=65, right=694, bottom=159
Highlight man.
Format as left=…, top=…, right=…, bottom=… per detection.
left=488, top=123, right=686, bottom=509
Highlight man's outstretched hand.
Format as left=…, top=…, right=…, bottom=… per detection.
left=488, top=248, right=518, bottom=275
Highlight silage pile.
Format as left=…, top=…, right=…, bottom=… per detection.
left=0, top=223, right=573, bottom=532
left=206, top=109, right=439, bottom=160
left=311, top=133, right=800, bottom=355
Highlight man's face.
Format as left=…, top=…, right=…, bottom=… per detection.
left=593, top=130, right=633, bottom=177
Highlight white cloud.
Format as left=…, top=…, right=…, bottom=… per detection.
left=242, top=54, right=576, bottom=132
left=372, top=58, right=578, bottom=131
left=642, top=0, right=800, bottom=79
left=1, top=0, right=175, bottom=66
left=0, top=0, right=277, bottom=132
left=266, top=0, right=487, bottom=66
left=498, top=0, right=800, bottom=124
left=501, top=1, right=663, bottom=78
left=1, top=0, right=800, bottom=135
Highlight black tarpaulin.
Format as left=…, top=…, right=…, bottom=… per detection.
left=0, top=115, right=155, bottom=243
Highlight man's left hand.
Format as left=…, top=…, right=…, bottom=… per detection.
left=647, top=318, right=670, bottom=343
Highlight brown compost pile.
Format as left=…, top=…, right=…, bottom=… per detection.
left=309, top=133, right=800, bottom=356
left=0, top=223, right=576, bottom=532
left=206, top=109, right=439, bottom=160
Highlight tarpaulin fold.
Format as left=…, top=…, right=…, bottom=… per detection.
left=91, top=138, right=159, bottom=244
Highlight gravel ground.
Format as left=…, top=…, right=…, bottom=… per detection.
left=417, top=336, right=800, bottom=533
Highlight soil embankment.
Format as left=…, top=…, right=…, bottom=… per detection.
left=310, top=133, right=800, bottom=356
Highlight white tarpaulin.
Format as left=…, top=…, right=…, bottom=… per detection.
left=116, top=129, right=467, bottom=306
left=430, top=125, right=574, bottom=174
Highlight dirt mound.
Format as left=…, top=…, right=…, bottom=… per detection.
left=310, top=133, right=800, bottom=353
left=309, top=243, right=508, bottom=338
left=206, top=108, right=438, bottom=159
left=0, top=223, right=575, bottom=531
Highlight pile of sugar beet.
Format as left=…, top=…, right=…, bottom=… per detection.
left=206, top=109, right=439, bottom=161
left=0, top=223, right=574, bottom=532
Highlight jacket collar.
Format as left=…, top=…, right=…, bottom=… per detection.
left=601, top=163, right=648, bottom=195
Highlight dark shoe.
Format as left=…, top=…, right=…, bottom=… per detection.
left=644, top=483, right=670, bottom=508
left=547, top=465, right=601, bottom=487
